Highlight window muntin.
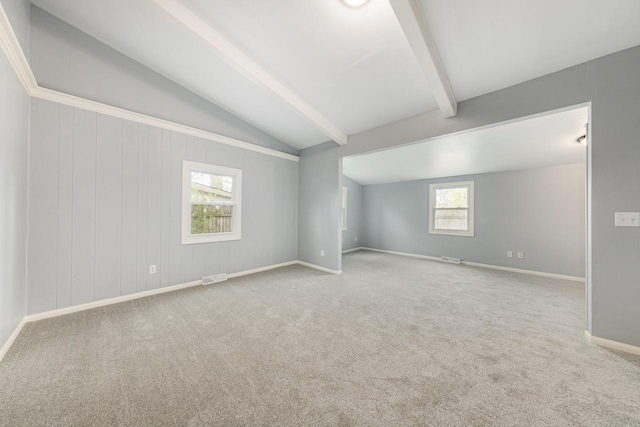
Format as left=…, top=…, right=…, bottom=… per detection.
left=429, top=181, right=474, bottom=237
left=182, top=161, right=242, bottom=244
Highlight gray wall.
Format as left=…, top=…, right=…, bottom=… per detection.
left=29, top=6, right=297, bottom=156
left=301, top=45, right=640, bottom=347
left=298, top=143, right=341, bottom=271
left=341, top=175, right=364, bottom=252
left=0, top=0, right=29, bottom=349
left=362, top=164, right=586, bottom=278
left=2, top=0, right=29, bottom=56
left=27, top=98, right=298, bottom=315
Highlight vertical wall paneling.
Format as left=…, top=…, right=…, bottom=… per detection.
left=184, top=136, right=196, bottom=282
left=56, top=105, right=74, bottom=309
left=136, top=125, right=149, bottom=292
left=204, top=141, right=224, bottom=276
left=121, top=120, right=139, bottom=296
left=169, top=132, right=186, bottom=286
left=28, top=99, right=59, bottom=314
left=71, top=108, right=97, bottom=306
left=189, top=138, right=207, bottom=281
left=146, top=126, right=162, bottom=290
left=95, top=114, right=123, bottom=301
left=160, top=130, right=171, bottom=287
left=27, top=99, right=299, bottom=314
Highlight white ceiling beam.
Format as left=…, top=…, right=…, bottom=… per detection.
left=151, top=0, right=348, bottom=145
left=388, top=0, right=457, bottom=118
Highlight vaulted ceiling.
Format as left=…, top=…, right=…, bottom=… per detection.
left=31, top=0, right=640, bottom=151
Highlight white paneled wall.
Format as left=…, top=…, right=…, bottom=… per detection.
left=27, top=98, right=298, bottom=315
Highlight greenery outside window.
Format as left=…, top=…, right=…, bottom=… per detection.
left=182, top=161, right=242, bottom=244
left=429, top=181, right=474, bottom=237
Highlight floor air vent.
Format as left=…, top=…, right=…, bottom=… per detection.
left=202, top=274, right=227, bottom=286
left=441, top=256, right=461, bottom=264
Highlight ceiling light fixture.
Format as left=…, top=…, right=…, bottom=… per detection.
left=342, top=0, right=369, bottom=7
left=577, top=135, right=587, bottom=145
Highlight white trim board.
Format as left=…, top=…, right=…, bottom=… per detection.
left=151, top=0, right=347, bottom=146
left=0, top=3, right=298, bottom=162
left=32, top=88, right=299, bottom=162
left=388, top=0, right=457, bottom=118
left=24, top=260, right=301, bottom=324
left=342, top=247, right=363, bottom=254
left=0, top=259, right=331, bottom=362
left=359, top=247, right=585, bottom=282
left=297, top=261, right=343, bottom=275
left=585, top=330, right=640, bottom=356
left=0, top=318, right=27, bottom=362
left=24, top=280, right=203, bottom=323
left=228, top=260, right=298, bottom=278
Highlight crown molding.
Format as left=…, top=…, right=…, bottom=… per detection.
left=31, top=87, right=299, bottom=162
left=151, top=0, right=348, bottom=146
left=0, top=2, right=36, bottom=92
left=0, top=2, right=298, bottom=162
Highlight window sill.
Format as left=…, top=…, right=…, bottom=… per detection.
left=429, top=229, right=474, bottom=237
left=182, top=233, right=241, bottom=245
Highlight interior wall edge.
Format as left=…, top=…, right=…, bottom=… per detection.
left=0, top=6, right=299, bottom=163
left=584, top=330, right=640, bottom=357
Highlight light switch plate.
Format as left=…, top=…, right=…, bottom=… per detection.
left=615, top=212, right=640, bottom=227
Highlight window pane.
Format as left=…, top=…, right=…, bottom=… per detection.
left=434, top=209, right=468, bottom=231
left=191, top=171, right=233, bottom=203
left=191, top=204, right=233, bottom=234
left=435, top=187, right=468, bottom=208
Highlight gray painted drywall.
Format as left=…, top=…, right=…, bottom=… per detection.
left=1, top=0, right=29, bottom=56
left=298, top=142, right=341, bottom=271
left=28, top=6, right=298, bottom=156
left=362, top=164, right=586, bottom=278
left=341, top=175, right=363, bottom=252
left=27, top=98, right=298, bottom=314
left=300, top=45, right=640, bottom=347
left=0, top=4, right=29, bottom=349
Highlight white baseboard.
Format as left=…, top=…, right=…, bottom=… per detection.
left=297, top=261, right=343, bottom=275
left=24, top=280, right=203, bottom=323
left=361, top=247, right=441, bottom=262
left=359, top=247, right=585, bottom=282
left=228, top=260, right=298, bottom=278
left=342, top=247, right=363, bottom=254
left=1, top=259, right=327, bottom=361
left=24, top=260, right=299, bottom=324
left=0, top=318, right=26, bottom=362
left=585, top=330, right=640, bottom=356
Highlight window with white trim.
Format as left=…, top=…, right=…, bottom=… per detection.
left=341, top=186, right=348, bottom=231
left=429, top=181, right=474, bottom=237
left=182, top=161, right=242, bottom=244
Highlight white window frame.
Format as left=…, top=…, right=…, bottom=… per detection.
left=341, top=186, right=348, bottom=231
left=182, top=160, right=242, bottom=245
left=429, top=181, right=474, bottom=237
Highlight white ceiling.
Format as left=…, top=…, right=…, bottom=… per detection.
left=343, top=107, right=588, bottom=185
left=421, top=0, right=640, bottom=101
left=30, top=0, right=640, bottom=151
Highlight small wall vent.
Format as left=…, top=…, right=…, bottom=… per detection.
left=202, top=274, right=227, bottom=286
left=441, top=256, right=461, bottom=264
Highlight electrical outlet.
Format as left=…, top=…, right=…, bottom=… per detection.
left=149, top=265, right=157, bottom=274
left=354, top=237, right=357, bottom=242
left=615, top=212, right=640, bottom=227
left=320, top=250, right=325, bottom=257
left=517, top=252, right=524, bottom=259
left=507, top=251, right=513, bottom=258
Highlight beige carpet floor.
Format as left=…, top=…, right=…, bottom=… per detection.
left=1, top=251, right=639, bottom=426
